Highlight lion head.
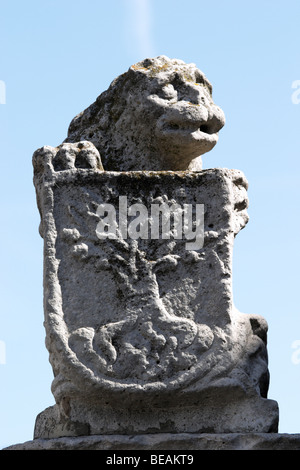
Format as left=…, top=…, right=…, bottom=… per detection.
left=65, top=56, right=225, bottom=171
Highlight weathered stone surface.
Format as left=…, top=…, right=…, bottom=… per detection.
left=65, top=55, right=225, bottom=171
left=4, top=433, right=300, bottom=451
left=31, top=142, right=278, bottom=436
left=28, top=57, right=280, bottom=440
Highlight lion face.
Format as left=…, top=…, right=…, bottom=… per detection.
left=143, top=61, right=225, bottom=169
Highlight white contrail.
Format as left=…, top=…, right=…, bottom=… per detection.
left=129, top=0, right=156, bottom=58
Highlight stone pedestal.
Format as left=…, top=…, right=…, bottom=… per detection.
left=30, top=143, right=278, bottom=439
left=4, top=433, right=300, bottom=451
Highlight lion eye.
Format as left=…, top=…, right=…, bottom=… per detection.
left=159, top=84, right=178, bottom=100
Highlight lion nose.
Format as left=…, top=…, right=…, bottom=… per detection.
left=207, top=105, right=225, bottom=134
left=179, top=85, right=225, bottom=132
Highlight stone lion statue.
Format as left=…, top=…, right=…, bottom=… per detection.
left=65, top=55, right=225, bottom=171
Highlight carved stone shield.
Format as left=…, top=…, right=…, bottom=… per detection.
left=32, top=142, right=278, bottom=436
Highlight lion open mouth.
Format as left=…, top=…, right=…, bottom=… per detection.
left=163, top=119, right=218, bottom=137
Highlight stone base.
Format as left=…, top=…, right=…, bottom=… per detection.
left=3, top=433, right=300, bottom=450
left=33, top=395, right=279, bottom=439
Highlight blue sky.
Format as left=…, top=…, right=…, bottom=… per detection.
left=0, top=0, right=300, bottom=448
